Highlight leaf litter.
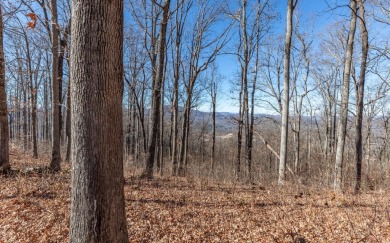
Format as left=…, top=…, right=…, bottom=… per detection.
left=1, top=151, right=390, bottom=242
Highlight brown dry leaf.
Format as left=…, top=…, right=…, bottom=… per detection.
left=1, top=149, right=390, bottom=242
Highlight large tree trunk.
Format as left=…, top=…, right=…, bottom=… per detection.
left=278, top=0, right=296, bottom=185
left=69, top=0, right=128, bottom=241
left=50, top=0, right=62, bottom=171
left=354, top=0, right=368, bottom=193
left=142, top=0, right=171, bottom=179
left=334, top=0, right=357, bottom=192
left=0, top=8, right=10, bottom=170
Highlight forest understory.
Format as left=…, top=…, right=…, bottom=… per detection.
left=1, top=147, right=390, bottom=243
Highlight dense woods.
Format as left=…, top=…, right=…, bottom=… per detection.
left=0, top=0, right=390, bottom=241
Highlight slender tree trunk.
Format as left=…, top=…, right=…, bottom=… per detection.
left=22, top=76, right=28, bottom=151
left=65, top=81, right=71, bottom=161
left=247, top=3, right=261, bottom=183
left=8, top=98, right=13, bottom=141
left=69, top=0, right=128, bottom=241
left=178, top=97, right=191, bottom=176
left=130, top=97, right=136, bottom=155
left=170, top=0, right=186, bottom=176
left=126, top=95, right=131, bottom=155
left=236, top=88, right=243, bottom=181
left=23, top=31, right=39, bottom=158
left=247, top=81, right=255, bottom=183
left=171, top=45, right=180, bottom=176
left=279, top=0, right=296, bottom=185
left=171, top=75, right=179, bottom=175
left=14, top=90, right=19, bottom=142
left=0, top=8, right=10, bottom=170
left=31, top=78, right=38, bottom=158
left=294, top=120, right=300, bottom=173
left=44, top=76, right=49, bottom=141
left=293, top=34, right=310, bottom=175
left=27, top=96, right=31, bottom=150
left=159, top=80, right=164, bottom=176
left=241, top=0, right=251, bottom=183
left=58, top=38, right=65, bottom=140
left=211, top=82, right=216, bottom=175
left=15, top=87, right=20, bottom=141
left=334, top=0, right=357, bottom=192
left=16, top=48, right=27, bottom=149
left=365, top=120, right=372, bottom=175
left=354, top=0, right=368, bottom=193
left=142, top=0, right=171, bottom=179
left=57, top=22, right=70, bottom=143
left=331, top=77, right=338, bottom=154
left=65, top=41, right=71, bottom=162
left=50, top=0, right=62, bottom=171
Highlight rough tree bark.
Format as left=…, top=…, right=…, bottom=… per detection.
left=0, top=7, right=10, bottom=170
left=354, top=0, right=368, bottom=193
left=49, top=0, right=61, bottom=171
left=334, top=0, right=357, bottom=192
left=69, top=0, right=129, bottom=241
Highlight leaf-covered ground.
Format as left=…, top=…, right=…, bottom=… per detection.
left=1, top=151, right=390, bottom=242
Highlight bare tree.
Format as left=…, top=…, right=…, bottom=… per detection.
left=236, top=0, right=249, bottom=182
left=279, top=0, right=298, bottom=185
left=17, top=24, right=41, bottom=159
left=291, top=30, right=313, bottom=175
left=258, top=40, right=284, bottom=114
left=353, top=0, right=369, bottom=193
left=49, top=0, right=61, bottom=171
left=334, top=0, right=357, bottom=192
left=205, top=63, right=220, bottom=175
left=170, top=0, right=192, bottom=176
left=177, top=0, right=231, bottom=176
left=142, top=0, right=171, bottom=179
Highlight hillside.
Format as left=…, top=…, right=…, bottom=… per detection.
left=1, top=150, right=390, bottom=242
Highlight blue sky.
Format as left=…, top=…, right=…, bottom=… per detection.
left=205, top=0, right=349, bottom=113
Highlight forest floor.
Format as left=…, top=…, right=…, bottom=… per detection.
left=1, top=148, right=390, bottom=242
